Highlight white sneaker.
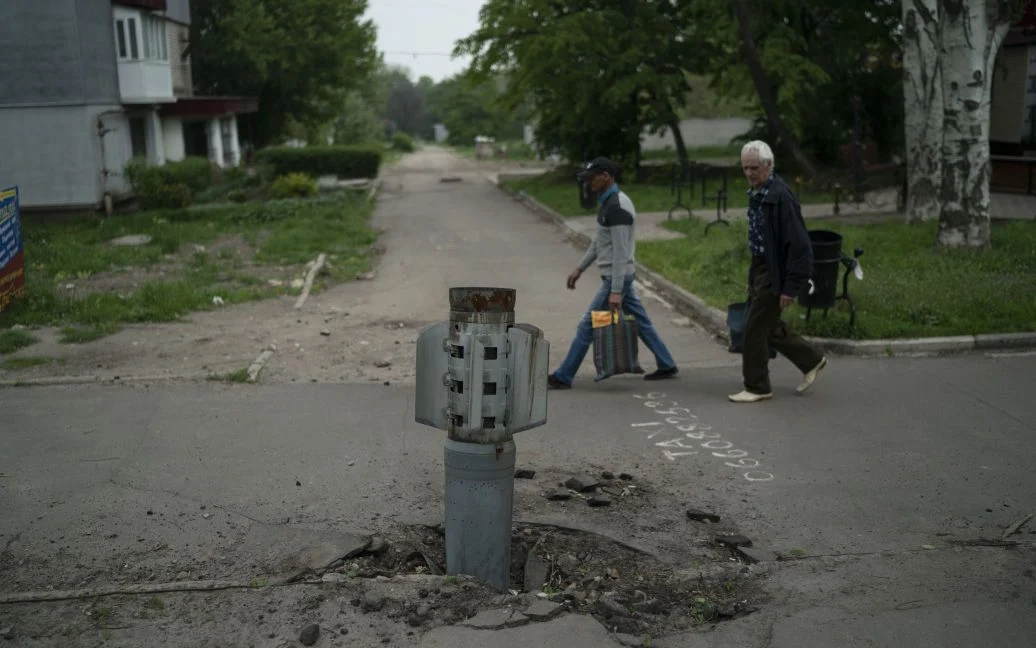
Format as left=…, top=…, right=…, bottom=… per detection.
left=796, top=356, right=828, bottom=395
left=728, top=390, right=773, bottom=403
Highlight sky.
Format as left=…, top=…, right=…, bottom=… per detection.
left=363, top=0, right=487, bottom=82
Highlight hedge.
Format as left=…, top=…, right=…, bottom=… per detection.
left=255, top=146, right=382, bottom=179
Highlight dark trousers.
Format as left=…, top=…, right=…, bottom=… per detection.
left=743, top=256, right=823, bottom=394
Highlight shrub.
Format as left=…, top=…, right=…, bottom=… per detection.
left=270, top=173, right=318, bottom=199
left=392, top=132, right=415, bottom=152
left=227, top=189, right=248, bottom=203
left=163, top=157, right=214, bottom=193
left=123, top=156, right=215, bottom=209
left=141, top=182, right=191, bottom=209
left=254, top=146, right=382, bottom=179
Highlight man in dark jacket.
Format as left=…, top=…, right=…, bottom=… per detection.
left=729, top=140, right=827, bottom=403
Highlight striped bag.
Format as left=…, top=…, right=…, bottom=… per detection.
left=591, top=309, right=644, bottom=381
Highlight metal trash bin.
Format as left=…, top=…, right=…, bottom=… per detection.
left=800, top=230, right=842, bottom=309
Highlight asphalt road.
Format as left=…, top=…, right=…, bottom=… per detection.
left=2, top=148, right=1034, bottom=647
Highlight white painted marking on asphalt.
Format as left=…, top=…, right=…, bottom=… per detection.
left=631, top=391, right=774, bottom=482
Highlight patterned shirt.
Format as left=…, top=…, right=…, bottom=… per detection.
left=746, top=175, right=773, bottom=256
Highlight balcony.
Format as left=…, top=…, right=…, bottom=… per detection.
left=118, top=60, right=175, bottom=104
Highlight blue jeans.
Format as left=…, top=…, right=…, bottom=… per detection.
left=552, top=274, right=676, bottom=385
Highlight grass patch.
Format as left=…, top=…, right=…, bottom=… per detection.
left=0, top=329, right=38, bottom=354
left=0, top=192, right=377, bottom=341
left=503, top=170, right=835, bottom=217
left=208, top=368, right=250, bottom=383
left=637, top=219, right=1036, bottom=339
left=1, top=356, right=53, bottom=370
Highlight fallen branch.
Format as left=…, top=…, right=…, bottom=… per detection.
left=1001, top=513, right=1033, bottom=540
left=294, top=253, right=327, bottom=310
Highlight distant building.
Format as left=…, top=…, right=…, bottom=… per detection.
left=0, top=0, right=258, bottom=210
left=433, top=123, right=449, bottom=144
left=990, top=0, right=1036, bottom=192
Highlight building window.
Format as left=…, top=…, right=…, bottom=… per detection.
left=115, top=13, right=166, bottom=61
left=116, top=20, right=128, bottom=58
left=127, top=18, right=139, bottom=59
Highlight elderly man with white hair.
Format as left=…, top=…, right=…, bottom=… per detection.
left=729, top=140, right=827, bottom=403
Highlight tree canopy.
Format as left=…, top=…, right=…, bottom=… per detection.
left=189, top=0, right=378, bottom=147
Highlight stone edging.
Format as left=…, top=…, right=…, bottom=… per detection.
left=492, top=176, right=1036, bottom=356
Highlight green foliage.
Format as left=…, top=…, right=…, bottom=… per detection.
left=424, top=74, right=524, bottom=146
left=0, top=193, right=378, bottom=341
left=227, top=189, right=248, bottom=203
left=0, top=329, right=38, bottom=354
left=124, top=157, right=215, bottom=209
left=255, top=146, right=382, bottom=179
left=270, top=173, right=318, bottom=199
left=392, top=131, right=416, bottom=152
left=687, top=0, right=904, bottom=166
left=637, top=219, right=1036, bottom=339
left=457, top=0, right=704, bottom=166
left=189, top=0, right=378, bottom=146
left=1, top=356, right=52, bottom=371
left=334, top=89, right=385, bottom=145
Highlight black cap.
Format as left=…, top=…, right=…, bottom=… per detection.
left=577, top=156, right=618, bottom=181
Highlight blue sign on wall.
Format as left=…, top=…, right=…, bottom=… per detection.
left=0, top=186, right=26, bottom=313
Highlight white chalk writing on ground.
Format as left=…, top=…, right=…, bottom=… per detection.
left=630, top=391, right=774, bottom=482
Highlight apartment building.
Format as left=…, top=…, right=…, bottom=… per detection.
left=0, top=0, right=257, bottom=210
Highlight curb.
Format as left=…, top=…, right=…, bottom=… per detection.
left=494, top=179, right=1036, bottom=356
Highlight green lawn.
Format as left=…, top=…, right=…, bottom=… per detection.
left=504, top=170, right=836, bottom=217
left=637, top=219, right=1036, bottom=339
left=0, top=191, right=377, bottom=344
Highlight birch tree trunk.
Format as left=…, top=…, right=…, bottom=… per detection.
left=902, top=0, right=943, bottom=223
left=937, top=1, right=1015, bottom=248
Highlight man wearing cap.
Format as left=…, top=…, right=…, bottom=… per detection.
left=547, top=157, right=678, bottom=389
left=730, top=140, right=827, bottom=403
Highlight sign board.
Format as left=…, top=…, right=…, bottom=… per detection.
left=0, top=186, right=26, bottom=313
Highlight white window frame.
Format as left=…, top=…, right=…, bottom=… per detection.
left=114, top=10, right=167, bottom=62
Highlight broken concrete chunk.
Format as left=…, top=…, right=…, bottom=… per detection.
left=546, top=489, right=572, bottom=501
left=524, top=554, right=550, bottom=592
left=587, top=495, right=612, bottom=508
left=686, top=509, right=721, bottom=524
left=524, top=599, right=563, bottom=620
left=714, top=534, right=753, bottom=548
left=514, top=469, right=536, bottom=479
left=564, top=475, right=599, bottom=492
left=361, top=592, right=385, bottom=612
left=459, top=608, right=519, bottom=630
left=299, top=623, right=320, bottom=646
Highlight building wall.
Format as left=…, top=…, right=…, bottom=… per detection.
left=0, top=105, right=132, bottom=208
left=640, top=117, right=752, bottom=152
left=168, top=22, right=193, bottom=96
left=991, top=45, right=1029, bottom=144
left=164, top=0, right=191, bottom=25
left=0, top=0, right=120, bottom=107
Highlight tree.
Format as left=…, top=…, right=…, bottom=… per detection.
left=730, top=0, right=817, bottom=178
left=902, top=0, right=1025, bottom=247
left=189, top=0, right=378, bottom=147
left=690, top=0, right=903, bottom=173
left=455, top=0, right=703, bottom=171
